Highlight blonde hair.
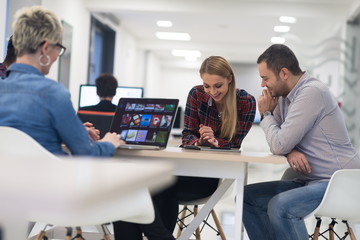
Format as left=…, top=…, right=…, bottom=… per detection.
left=199, top=56, right=237, bottom=140
left=12, top=6, right=63, bottom=57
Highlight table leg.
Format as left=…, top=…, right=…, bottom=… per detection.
left=235, top=162, right=247, bottom=240
left=177, top=179, right=235, bottom=240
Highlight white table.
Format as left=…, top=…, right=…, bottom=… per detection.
left=116, top=146, right=286, bottom=239
left=0, top=156, right=174, bottom=240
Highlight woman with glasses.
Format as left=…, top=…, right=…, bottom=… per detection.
left=0, top=6, right=176, bottom=240
left=0, top=6, right=123, bottom=156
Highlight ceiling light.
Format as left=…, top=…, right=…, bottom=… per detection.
left=157, top=20, right=173, bottom=27
left=279, top=16, right=297, bottom=23
left=171, top=49, right=201, bottom=58
left=271, top=37, right=286, bottom=44
left=274, top=26, right=290, bottom=33
left=155, top=32, right=191, bottom=41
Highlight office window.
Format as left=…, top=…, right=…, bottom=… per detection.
left=88, top=16, right=115, bottom=84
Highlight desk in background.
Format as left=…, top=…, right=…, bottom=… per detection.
left=116, top=146, right=286, bottom=240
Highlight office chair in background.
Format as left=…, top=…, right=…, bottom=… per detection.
left=77, top=110, right=115, bottom=138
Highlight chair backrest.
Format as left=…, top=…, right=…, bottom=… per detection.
left=77, top=110, right=115, bottom=138
left=313, top=169, right=360, bottom=221
left=0, top=126, right=58, bottom=160
left=0, top=126, right=155, bottom=226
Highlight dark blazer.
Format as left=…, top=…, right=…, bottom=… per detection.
left=79, top=100, right=117, bottom=112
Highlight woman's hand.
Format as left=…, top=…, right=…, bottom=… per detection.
left=83, top=122, right=100, bottom=141
left=100, top=132, right=125, bottom=149
left=199, top=124, right=214, bottom=138
left=197, top=124, right=219, bottom=147
left=207, top=137, right=219, bottom=147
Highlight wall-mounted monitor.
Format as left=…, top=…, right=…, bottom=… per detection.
left=78, top=84, right=144, bottom=108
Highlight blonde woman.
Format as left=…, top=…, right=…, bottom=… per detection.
left=182, top=56, right=256, bottom=148
left=0, top=6, right=122, bottom=155
left=178, top=56, right=256, bottom=201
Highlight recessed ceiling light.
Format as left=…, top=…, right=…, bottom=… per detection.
left=157, top=20, right=173, bottom=27
left=274, top=26, right=290, bottom=33
left=155, top=32, right=191, bottom=41
left=279, top=16, right=297, bottom=23
left=271, top=37, right=286, bottom=44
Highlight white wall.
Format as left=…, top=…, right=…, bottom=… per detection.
left=41, top=0, right=91, bottom=108
left=158, top=66, right=199, bottom=109
left=0, top=0, right=7, bottom=59
left=158, top=63, right=261, bottom=110
left=5, top=0, right=148, bottom=110
left=143, top=51, right=161, bottom=98
left=113, top=26, right=147, bottom=88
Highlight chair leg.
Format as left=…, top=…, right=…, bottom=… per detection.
left=312, top=217, right=322, bottom=240
left=328, top=219, right=336, bottom=240
left=72, top=227, right=85, bottom=240
left=349, top=227, right=357, bottom=240
left=193, top=205, right=201, bottom=240
left=35, top=231, right=46, bottom=240
left=177, top=205, right=188, bottom=238
left=35, top=224, right=53, bottom=240
left=210, top=209, right=226, bottom=240
left=343, top=220, right=357, bottom=240
left=64, top=227, right=73, bottom=240
left=101, top=223, right=111, bottom=240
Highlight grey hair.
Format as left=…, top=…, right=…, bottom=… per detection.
left=12, top=6, right=63, bottom=56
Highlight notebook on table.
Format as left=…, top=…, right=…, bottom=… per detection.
left=110, top=98, right=179, bottom=150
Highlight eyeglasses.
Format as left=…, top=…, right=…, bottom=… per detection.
left=39, top=41, right=66, bottom=57
left=54, top=43, right=66, bottom=57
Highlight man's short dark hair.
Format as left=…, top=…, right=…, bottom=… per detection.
left=257, top=44, right=303, bottom=75
left=95, top=73, right=118, bottom=98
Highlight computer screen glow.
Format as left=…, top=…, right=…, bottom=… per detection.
left=78, top=85, right=144, bottom=108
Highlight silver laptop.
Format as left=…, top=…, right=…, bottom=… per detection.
left=110, top=98, right=179, bottom=150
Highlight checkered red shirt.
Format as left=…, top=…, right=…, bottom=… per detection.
left=182, top=85, right=256, bottom=148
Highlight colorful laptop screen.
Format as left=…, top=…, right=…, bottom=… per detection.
left=110, top=98, right=179, bottom=148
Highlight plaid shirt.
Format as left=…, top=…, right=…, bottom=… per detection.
left=182, top=85, right=256, bottom=148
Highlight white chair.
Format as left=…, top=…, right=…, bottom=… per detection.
left=0, top=126, right=156, bottom=240
left=281, top=168, right=360, bottom=239
left=176, top=179, right=233, bottom=240
left=307, top=169, right=360, bottom=240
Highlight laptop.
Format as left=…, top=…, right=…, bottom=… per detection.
left=110, top=98, right=179, bottom=150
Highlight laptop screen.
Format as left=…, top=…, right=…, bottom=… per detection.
left=110, top=98, right=179, bottom=148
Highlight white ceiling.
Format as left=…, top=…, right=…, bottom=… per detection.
left=85, top=0, right=360, bottom=68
